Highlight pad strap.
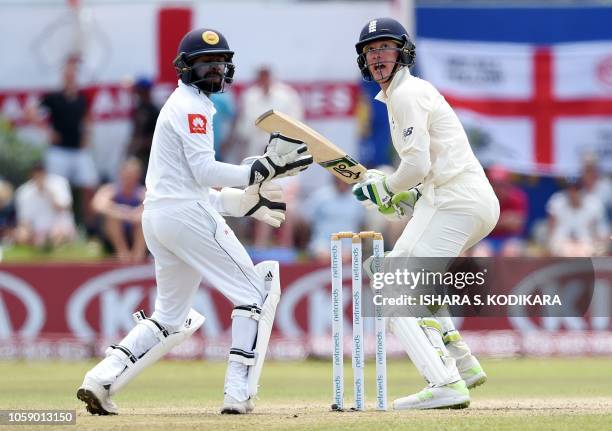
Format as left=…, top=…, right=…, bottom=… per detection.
left=443, top=329, right=462, bottom=345
left=228, top=348, right=256, bottom=366
left=419, top=318, right=443, bottom=334
left=105, top=344, right=137, bottom=367
left=133, top=309, right=170, bottom=342
left=231, top=304, right=262, bottom=321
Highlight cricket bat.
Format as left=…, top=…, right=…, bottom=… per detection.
left=255, top=109, right=367, bottom=184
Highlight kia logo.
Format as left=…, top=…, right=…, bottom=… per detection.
left=510, top=259, right=610, bottom=331
left=0, top=271, right=45, bottom=337
left=67, top=265, right=155, bottom=339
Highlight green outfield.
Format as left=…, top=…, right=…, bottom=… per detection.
left=1, top=358, right=611, bottom=430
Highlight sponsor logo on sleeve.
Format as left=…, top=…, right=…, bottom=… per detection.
left=188, top=114, right=208, bottom=134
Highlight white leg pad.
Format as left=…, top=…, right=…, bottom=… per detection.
left=389, top=316, right=460, bottom=387
left=108, top=308, right=205, bottom=395
left=247, top=260, right=281, bottom=398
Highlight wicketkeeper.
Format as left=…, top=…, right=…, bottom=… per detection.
left=352, top=18, right=500, bottom=409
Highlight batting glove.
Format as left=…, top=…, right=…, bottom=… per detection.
left=220, top=182, right=286, bottom=227
left=247, top=133, right=313, bottom=185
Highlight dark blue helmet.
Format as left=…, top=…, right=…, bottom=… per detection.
left=355, top=18, right=416, bottom=82
left=173, top=28, right=235, bottom=93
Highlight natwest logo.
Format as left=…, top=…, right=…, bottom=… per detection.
left=188, top=113, right=208, bottom=134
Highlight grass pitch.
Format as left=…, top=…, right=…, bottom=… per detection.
left=1, top=358, right=611, bottom=430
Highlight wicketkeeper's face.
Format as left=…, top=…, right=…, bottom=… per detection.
left=363, top=39, right=401, bottom=83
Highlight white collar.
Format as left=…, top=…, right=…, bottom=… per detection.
left=178, top=80, right=214, bottom=106
left=374, top=67, right=411, bottom=103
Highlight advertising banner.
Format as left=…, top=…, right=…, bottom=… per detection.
left=1, top=258, right=611, bottom=359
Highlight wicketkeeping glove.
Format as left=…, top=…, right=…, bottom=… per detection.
left=352, top=168, right=394, bottom=209
left=247, top=133, right=313, bottom=185
left=354, top=180, right=421, bottom=221
left=220, top=182, right=286, bottom=227
left=389, top=187, right=421, bottom=219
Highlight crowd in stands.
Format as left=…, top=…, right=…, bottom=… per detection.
left=0, top=59, right=609, bottom=263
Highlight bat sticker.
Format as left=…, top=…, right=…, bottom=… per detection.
left=321, top=156, right=362, bottom=180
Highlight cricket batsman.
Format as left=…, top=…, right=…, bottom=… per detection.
left=352, top=18, right=500, bottom=409
left=76, top=27, right=313, bottom=415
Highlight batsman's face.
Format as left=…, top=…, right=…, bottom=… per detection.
left=363, top=39, right=400, bottom=83
left=191, top=54, right=228, bottom=85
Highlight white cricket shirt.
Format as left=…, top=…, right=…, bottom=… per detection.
left=375, top=67, right=486, bottom=200
left=144, top=81, right=250, bottom=210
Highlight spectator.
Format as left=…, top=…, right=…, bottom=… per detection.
left=209, top=91, right=237, bottom=162
left=14, top=163, right=76, bottom=248
left=0, top=179, right=15, bottom=239
left=91, top=157, right=146, bottom=263
left=233, top=66, right=304, bottom=161
left=301, top=177, right=364, bottom=261
left=233, top=66, right=305, bottom=248
left=486, top=165, right=528, bottom=255
left=126, top=77, right=159, bottom=180
left=26, top=55, right=99, bottom=228
left=546, top=177, right=609, bottom=256
left=581, top=155, right=612, bottom=219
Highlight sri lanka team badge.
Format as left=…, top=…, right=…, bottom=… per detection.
left=202, top=31, right=220, bottom=45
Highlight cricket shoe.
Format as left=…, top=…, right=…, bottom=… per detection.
left=76, top=375, right=118, bottom=415
left=220, top=394, right=255, bottom=414
left=393, top=380, right=470, bottom=410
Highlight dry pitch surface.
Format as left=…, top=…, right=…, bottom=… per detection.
left=1, top=358, right=611, bottom=430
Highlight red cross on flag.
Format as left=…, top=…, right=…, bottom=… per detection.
left=419, top=40, right=612, bottom=175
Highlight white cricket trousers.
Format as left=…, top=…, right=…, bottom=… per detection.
left=385, top=175, right=499, bottom=387
left=391, top=176, right=500, bottom=258
left=142, top=200, right=265, bottom=332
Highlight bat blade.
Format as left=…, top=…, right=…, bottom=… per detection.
left=255, top=109, right=367, bottom=184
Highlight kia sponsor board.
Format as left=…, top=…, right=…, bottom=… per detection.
left=0, top=258, right=610, bottom=359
